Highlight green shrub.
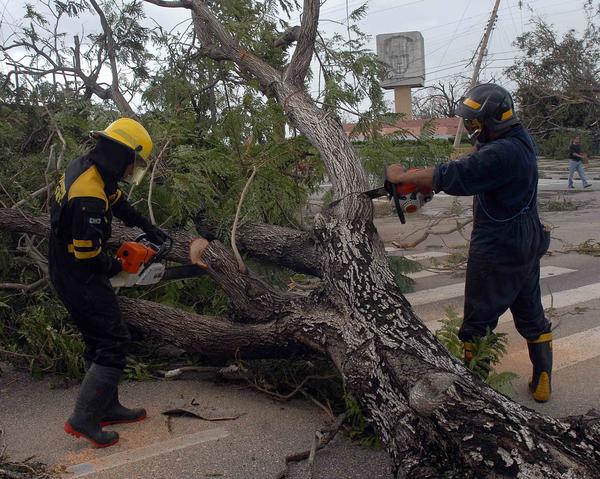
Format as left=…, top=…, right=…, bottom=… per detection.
left=1, top=296, right=85, bottom=378
left=435, top=307, right=517, bottom=395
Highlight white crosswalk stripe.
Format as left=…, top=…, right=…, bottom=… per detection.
left=425, top=282, right=600, bottom=333
left=385, top=248, right=451, bottom=261
left=498, top=283, right=600, bottom=326
left=406, top=266, right=576, bottom=306
left=406, top=270, right=439, bottom=279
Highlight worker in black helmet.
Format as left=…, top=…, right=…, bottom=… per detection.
left=49, top=118, right=168, bottom=447
left=386, top=83, right=552, bottom=402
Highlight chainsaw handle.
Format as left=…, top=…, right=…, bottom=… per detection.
left=391, top=184, right=406, bottom=224
left=384, top=179, right=406, bottom=224
left=154, top=235, right=173, bottom=262
left=133, top=232, right=173, bottom=262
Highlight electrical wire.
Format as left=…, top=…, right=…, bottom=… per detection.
left=436, top=0, right=472, bottom=68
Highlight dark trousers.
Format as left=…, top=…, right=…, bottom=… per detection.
left=459, top=255, right=551, bottom=342
left=48, top=237, right=130, bottom=369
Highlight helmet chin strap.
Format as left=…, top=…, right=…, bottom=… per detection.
left=467, top=129, right=481, bottom=140
left=467, top=128, right=482, bottom=144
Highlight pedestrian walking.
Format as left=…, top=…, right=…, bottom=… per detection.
left=568, top=136, right=592, bottom=189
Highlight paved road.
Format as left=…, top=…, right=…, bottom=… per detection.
left=1, top=172, right=598, bottom=478
left=0, top=366, right=392, bottom=478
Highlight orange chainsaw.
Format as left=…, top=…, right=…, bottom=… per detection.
left=328, top=168, right=434, bottom=223
left=109, top=235, right=206, bottom=288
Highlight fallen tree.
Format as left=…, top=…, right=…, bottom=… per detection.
left=1, top=0, right=600, bottom=476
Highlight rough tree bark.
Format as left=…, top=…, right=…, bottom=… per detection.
left=2, top=0, right=599, bottom=476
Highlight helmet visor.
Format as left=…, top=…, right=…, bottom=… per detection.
left=130, top=157, right=149, bottom=186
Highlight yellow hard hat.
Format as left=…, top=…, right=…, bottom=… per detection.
left=91, top=117, right=153, bottom=161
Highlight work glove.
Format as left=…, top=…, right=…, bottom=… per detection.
left=144, top=224, right=169, bottom=245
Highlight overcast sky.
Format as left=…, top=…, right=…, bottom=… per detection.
left=0, top=0, right=593, bottom=110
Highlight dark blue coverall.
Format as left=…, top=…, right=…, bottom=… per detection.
left=432, top=125, right=551, bottom=341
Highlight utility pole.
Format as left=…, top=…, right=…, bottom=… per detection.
left=453, top=0, right=502, bottom=148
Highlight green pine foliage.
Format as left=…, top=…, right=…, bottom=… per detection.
left=0, top=296, right=85, bottom=378
left=387, top=256, right=421, bottom=293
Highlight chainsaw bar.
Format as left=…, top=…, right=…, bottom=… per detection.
left=162, top=264, right=207, bottom=281
left=327, top=187, right=388, bottom=208
left=327, top=186, right=406, bottom=224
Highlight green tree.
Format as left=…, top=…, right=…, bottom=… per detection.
left=506, top=5, right=600, bottom=155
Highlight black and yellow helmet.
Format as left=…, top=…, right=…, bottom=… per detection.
left=456, top=83, right=519, bottom=140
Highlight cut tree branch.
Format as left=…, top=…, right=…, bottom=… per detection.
left=0, top=278, right=48, bottom=293
left=0, top=208, right=320, bottom=275
left=274, top=26, right=301, bottom=48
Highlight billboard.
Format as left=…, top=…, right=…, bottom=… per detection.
left=376, top=31, right=425, bottom=88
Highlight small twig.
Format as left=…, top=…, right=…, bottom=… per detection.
left=545, top=285, right=562, bottom=331
left=393, top=218, right=473, bottom=249
left=44, top=106, right=66, bottom=172
left=300, top=390, right=335, bottom=421
left=308, top=430, right=322, bottom=478
left=0, top=278, right=48, bottom=293
left=231, top=166, right=257, bottom=274
left=0, top=349, right=36, bottom=359
left=246, top=375, right=335, bottom=402
left=0, top=427, right=7, bottom=459
left=17, top=236, right=48, bottom=275
left=13, top=183, right=56, bottom=208
left=44, top=144, right=55, bottom=212
left=276, top=413, right=347, bottom=479
left=147, top=140, right=171, bottom=225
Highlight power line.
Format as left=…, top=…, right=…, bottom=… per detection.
left=505, top=0, right=521, bottom=38
left=437, top=0, right=472, bottom=68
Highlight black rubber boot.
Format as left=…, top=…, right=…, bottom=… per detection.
left=100, top=390, right=147, bottom=427
left=84, top=359, right=147, bottom=426
left=64, top=363, right=121, bottom=448
left=527, top=332, right=553, bottom=402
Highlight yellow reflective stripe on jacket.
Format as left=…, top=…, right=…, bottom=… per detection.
left=55, top=175, right=66, bottom=203
left=67, top=165, right=108, bottom=210
left=73, top=247, right=102, bottom=259
left=73, top=239, right=94, bottom=248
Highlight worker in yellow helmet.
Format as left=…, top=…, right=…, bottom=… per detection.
left=49, top=118, right=167, bottom=448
